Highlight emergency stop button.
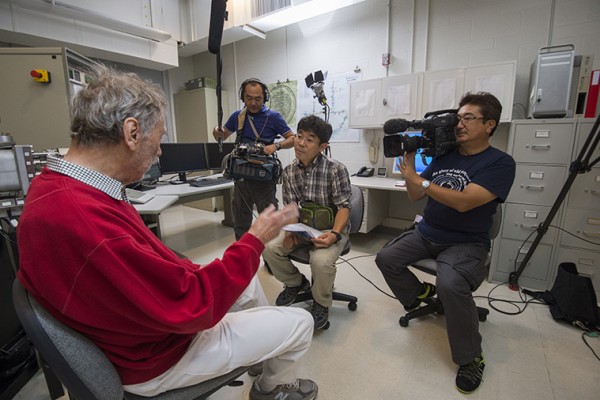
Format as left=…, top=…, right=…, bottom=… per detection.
left=30, top=69, right=51, bottom=83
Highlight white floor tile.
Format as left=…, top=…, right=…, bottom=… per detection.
left=12, top=205, right=600, bottom=399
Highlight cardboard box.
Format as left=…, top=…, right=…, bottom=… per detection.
left=184, top=77, right=217, bottom=91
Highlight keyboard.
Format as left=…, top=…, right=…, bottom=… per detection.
left=125, top=188, right=155, bottom=204
left=188, top=177, right=231, bottom=188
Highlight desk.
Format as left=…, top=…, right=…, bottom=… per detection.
left=134, top=195, right=179, bottom=239
left=350, top=176, right=421, bottom=233
left=133, top=179, right=235, bottom=239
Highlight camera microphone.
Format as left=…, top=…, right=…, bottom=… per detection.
left=208, top=0, right=227, bottom=54
left=383, top=118, right=411, bottom=134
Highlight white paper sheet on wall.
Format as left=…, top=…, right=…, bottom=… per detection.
left=429, top=78, right=456, bottom=110
left=354, top=88, right=376, bottom=117
left=387, top=84, right=411, bottom=115
left=475, top=74, right=505, bottom=101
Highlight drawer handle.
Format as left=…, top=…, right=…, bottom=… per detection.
left=519, top=223, right=539, bottom=229
left=524, top=185, right=544, bottom=190
left=530, top=144, right=551, bottom=149
left=582, top=231, right=600, bottom=238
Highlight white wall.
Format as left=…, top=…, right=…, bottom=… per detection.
left=178, top=0, right=600, bottom=176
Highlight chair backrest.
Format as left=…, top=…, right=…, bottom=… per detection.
left=12, top=279, right=124, bottom=400
left=348, top=184, right=364, bottom=234
left=489, top=203, right=502, bottom=240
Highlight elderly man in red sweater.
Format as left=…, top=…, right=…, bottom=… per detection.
left=17, top=64, right=318, bottom=400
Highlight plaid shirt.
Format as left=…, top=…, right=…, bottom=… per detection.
left=46, top=155, right=128, bottom=202
left=283, top=153, right=351, bottom=212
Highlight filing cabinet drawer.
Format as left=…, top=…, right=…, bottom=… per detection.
left=567, top=167, right=600, bottom=208
left=507, top=164, right=566, bottom=205
left=495, top=238, right=554, bottom=283
left=511, top=123, right=574, bottom=164
left=556, top=247, right=600, bottom=301
left=574, top=121, right=600, bottom=163
left=502, top=203, right=558, bottom=244
left=560, top=208, right=600, bottom=251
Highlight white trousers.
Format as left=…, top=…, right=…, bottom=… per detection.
left=124, top=276, right=314, bottom=396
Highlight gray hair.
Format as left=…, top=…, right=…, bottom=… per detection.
left=70, top=64, right=167, bottom=146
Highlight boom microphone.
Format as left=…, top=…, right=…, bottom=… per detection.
left=208, top=0, right=227, bottom=54
left=383, top=118, right=411, bottom=134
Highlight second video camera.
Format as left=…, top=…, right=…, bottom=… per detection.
left=383, top=109, right=459, bottom=158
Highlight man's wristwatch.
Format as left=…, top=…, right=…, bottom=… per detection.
left=331, top=230, right=342, bottom=243
left=421, top=180, right=431, bottom=192
left=275, top=142, right=282, bottom=151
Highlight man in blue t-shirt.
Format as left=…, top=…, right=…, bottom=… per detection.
left=376, top=92, right=515, bottom=394
left=214, top=78, right=295, bottom=240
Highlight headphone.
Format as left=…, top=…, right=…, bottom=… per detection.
left=239, top=78, right=270, bottom=103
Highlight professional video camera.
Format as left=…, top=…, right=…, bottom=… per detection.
left=224, top=142, right=282, bottom=181
left=382, top=109, right=460, bottom=158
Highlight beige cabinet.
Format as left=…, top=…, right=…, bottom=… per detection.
left=349, top=73, right=422, bottom=129
left=173, top=88, right=229, bottom=143
left=420, top=68, right=465, bottom=115
left=464, top=61, right=516, bottom=122
left=349, top=61, right=516, bottom=129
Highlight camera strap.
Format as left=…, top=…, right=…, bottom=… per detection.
left=237, top=107, right=270, bottom=144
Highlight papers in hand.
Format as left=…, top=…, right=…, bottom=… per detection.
left=282, top=223, right=324, bottom=239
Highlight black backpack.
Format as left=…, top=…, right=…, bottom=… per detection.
left=534, top=262, right=600, bottom=331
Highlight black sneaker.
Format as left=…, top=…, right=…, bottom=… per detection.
left=404, top=282, right=436, bottom=311
left=249, top=378, right=318, bottom=400
left=275, top=275, right=311, bottom=306
left=247, top=362, right=263, bottom=377
left=455, top=353, right=485, bottom=394
left=311, top=301, right=329, bottom=330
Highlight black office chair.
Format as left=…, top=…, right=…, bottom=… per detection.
left=398, top=204, right=503, bottom=327
left=12, top=279, right=249, bottom=400
left=287, top=184, right=364, bottom=329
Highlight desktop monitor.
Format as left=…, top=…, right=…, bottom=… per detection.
left=159, top=143, right=208, bottom=184
left=127, top=161, right=162, bottom=190
left=142, top=161, right=162, bottom=182
left=205, top=142, right=236, bottom=170
left=391, top=131, right=432, bottom=176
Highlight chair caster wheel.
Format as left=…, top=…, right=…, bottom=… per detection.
left=479, top=314, right=487, bottom=322
left=348, top=302, right=357, bottom=311
left=399, top=317, right=409, bottom=327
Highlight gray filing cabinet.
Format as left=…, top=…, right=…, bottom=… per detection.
left=490, top=119, right=577, bottom=290
left=554, top=120, right=600, bottom=300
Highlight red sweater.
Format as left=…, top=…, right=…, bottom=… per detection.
left=17, top=169, right=264, bottom=384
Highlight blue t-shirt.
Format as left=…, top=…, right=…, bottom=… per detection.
left=417, top=146, right=516, bottom=249
left=224, top=105, right=291, bottom=144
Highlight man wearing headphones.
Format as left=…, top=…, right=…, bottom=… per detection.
left=213, top=78, right=295, bottom=241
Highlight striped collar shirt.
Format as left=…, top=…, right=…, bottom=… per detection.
left=46, top=155, right=127, bottom=202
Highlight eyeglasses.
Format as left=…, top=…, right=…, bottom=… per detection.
left=295, top=134, right=319, bottom=145
left=457, top=115, right=485, bottom=124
